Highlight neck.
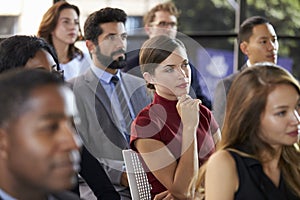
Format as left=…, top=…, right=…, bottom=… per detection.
left=52, top=37, right=70, bottom=64
left=260, top=147, right=282, bottom=186
left=92, top=57, right=118, bottom=75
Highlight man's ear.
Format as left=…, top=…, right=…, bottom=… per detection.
left=143, top=72, right=154, bottom=84
left=86, top=40, right=95, bottom=54
left=240, top=41, right=249, bottom=55
left=0, top=128, right=8, bottom=159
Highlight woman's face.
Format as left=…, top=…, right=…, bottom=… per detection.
left=144, top=47, right=191, bottom=100
left=24, top=49, right=57, bottom=72
left=260, top=83, right=300, bottom=148
left=51, top=8, right=79, bottom=45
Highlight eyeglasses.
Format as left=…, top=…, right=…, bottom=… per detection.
left=150, top=21, right=178, bottom=28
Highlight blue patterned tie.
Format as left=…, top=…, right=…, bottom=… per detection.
left=111, top=75, right=132, bottom=143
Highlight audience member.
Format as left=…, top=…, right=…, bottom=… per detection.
left=0, top=34, right=120, bottom=200
left=123, top=1, right=212, bottom=109
left=213, top=16, right=278, bottom=127
left=69, top=7, right=151, bottom=199
left=130, top=35, right=221, bottom=199
left=0, top=69, right=81, bottom=200
left=0, top=35, right=59, bottom=73
left=193, top=63, right=300, bottom=200
left=37, top=1, right=91, bottom=81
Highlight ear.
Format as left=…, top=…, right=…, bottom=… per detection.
left=144, top=25, right=151, bottom=36
left=0, top=128, right=8, bottom=159
left=86, top=40, right=95, bottom=54
left=240, top=41, right=249, bottom=56
left=143, top=72, right=154, bottom=84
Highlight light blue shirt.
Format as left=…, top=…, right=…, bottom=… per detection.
left=91, top=64, right=135, bottom=140
left=0, top=188, right=16, bottom=200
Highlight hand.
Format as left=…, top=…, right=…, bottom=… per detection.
left=176, top=95, right=201, bottom=128
left=120, top=172, right=129, bottom=187
left=154, top=190, right=175, bottom=200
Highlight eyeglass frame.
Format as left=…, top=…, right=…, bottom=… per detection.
left=149, top=21, right=178, bottom=28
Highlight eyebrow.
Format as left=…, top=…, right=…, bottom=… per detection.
left=39, top=113, right=68, bottom=120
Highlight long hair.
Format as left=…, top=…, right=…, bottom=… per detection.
left=37, top=1, right=83, bottom=60
left=194, top=63, right=300, bottom=197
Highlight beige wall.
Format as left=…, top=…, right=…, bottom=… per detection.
left=0, top=0, right=168, bottom=35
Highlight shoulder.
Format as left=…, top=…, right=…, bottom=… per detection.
left=207, top=150, right=235, bottom=168
left=206, top=150, right=237, bottom=181
left=51, top=191, right=81, bottom=200
left=205, top=150, right=239, bottom=199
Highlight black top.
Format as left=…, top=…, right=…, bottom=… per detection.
left=229, top=150, right=299, bottom=200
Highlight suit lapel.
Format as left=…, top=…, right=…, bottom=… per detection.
left=84, top=69, right=121, bottom=129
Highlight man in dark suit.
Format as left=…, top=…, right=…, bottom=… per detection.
left=0, top=70, right=81, bottom=200
left=213, top=16, right=278, bottom=127
left=123, top=1, right=212, bottom=110
left=69, top=7, right=151, bottom=200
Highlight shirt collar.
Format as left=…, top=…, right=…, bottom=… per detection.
left=0, top=188, right=17, bottom=200
left=91, top=64, right=121, bottom=84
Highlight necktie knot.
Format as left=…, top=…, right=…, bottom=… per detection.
left=111, top=75, right=119, bottom=85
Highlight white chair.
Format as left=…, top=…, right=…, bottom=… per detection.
left=122, top=149, right=152, bottom=200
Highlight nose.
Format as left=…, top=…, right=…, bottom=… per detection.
left=60, top=122, right=82, bottom=151
left=176, top=67, right=187, bottom=78
left=267, top=40, right=278, bottom=51
left=115, top=36, right=126, bottom=49
left=293, top=110, right=300, bottom=124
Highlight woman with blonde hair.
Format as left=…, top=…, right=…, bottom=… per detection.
left=194, top=63, right=300, bottom=200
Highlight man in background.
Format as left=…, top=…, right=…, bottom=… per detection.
left=123, top=1, right=212, bottom=109
left=213, top=16, right=278, bottom=127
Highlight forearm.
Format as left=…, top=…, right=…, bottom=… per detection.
left=171, top=127, right=199, bottom=199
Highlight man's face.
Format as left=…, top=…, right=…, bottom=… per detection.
left=93, top=22, right=127, bottom=71
left=146, top=11, right=177, bottom=39
left=2, top=85, right=81, bottom=193
left=241, top=23, right=278, bottom=65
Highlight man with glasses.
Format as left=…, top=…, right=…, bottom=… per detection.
left=124, top=1, right=212, bottom=109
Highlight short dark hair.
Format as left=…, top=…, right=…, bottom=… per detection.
left=238, top=16, right=270, bottom=43
left=0, top=69, right=64, bottom=127
left=84, top=7, right=127, bottom=44
left=0, top=35, right=59, bottom=73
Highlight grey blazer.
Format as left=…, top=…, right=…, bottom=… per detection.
left=69, top=68, right=151, bottom=195
left=213, top=63, right=247, bottom=128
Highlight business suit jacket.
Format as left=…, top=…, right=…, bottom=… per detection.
left=213, top=63, right=248, bottom=128
left=69, top=68, right=151, bottom=195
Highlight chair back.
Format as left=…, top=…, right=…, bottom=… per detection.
left=122, top=149, right=152, bottom=200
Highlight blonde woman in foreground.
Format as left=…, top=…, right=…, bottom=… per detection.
left=193, top=63, right=300, bottom=200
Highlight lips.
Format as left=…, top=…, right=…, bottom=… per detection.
left=287, top=130, right=298, bottom=137
left=177, top=82, right=189, bottom=88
